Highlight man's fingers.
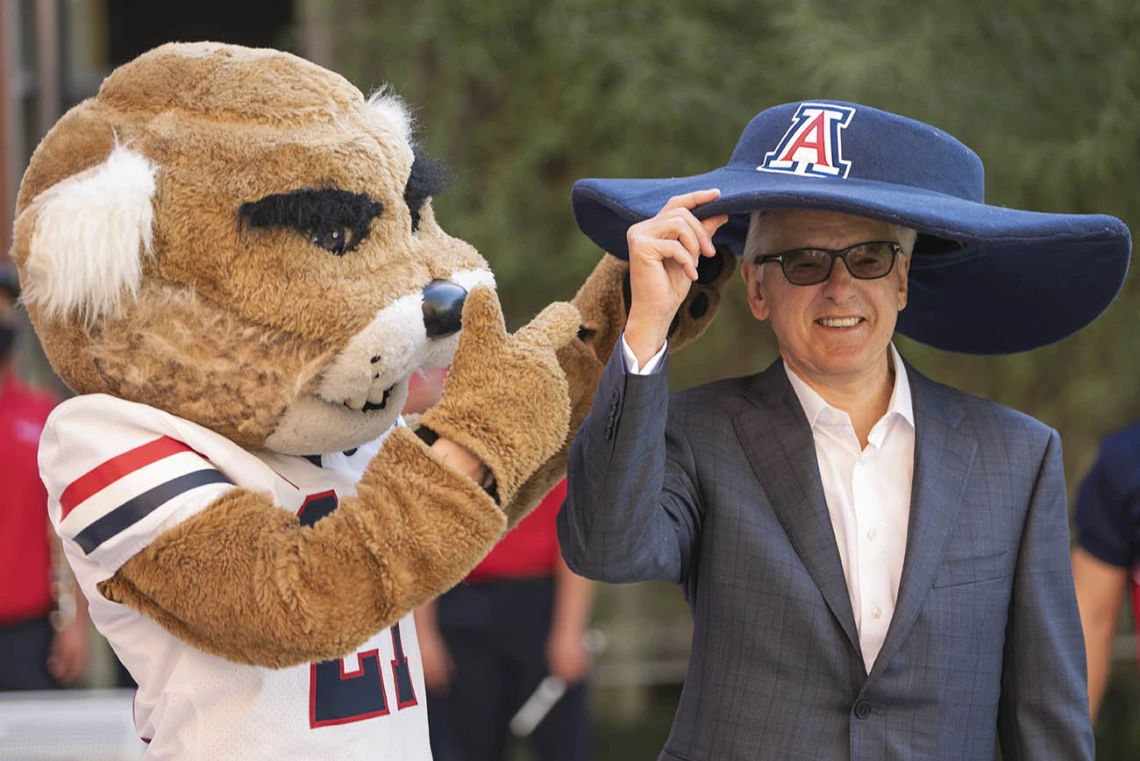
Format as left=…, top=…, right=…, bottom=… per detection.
left=47, top=638, right=84, bottom=684
left=661, top=214, right=702, bottom=257
left=681, top=211, right=720, bottom=257
left=700, top=214, right=731, bottom=250
left=630, top=212, right=706, bottom=259
left=658, top=240, right=700, bottom=281
left=660, top=188, right=721, bottom=212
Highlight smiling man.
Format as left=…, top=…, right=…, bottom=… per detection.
left=738, top=208, right=913, bottom=451
left=558, top=100, right=1133, bottom=761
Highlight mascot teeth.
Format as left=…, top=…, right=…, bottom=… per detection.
left=344, top=385, right=393, bottom=413
left=365, top=385, right=392, bottom=411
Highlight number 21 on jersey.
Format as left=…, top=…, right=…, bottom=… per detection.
left=299, top=491, right=419, bottom=728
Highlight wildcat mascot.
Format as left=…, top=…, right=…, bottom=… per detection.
left=9, top=43, right=732, bottom=758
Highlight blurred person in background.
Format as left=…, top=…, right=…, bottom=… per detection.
left=559, top=100, right=1129, bottom=760
left=1070, top=422, right=1140, bottom=720
left=408, top=367, right=595, bottom=761
left=0, top=263, right=90, bottom=690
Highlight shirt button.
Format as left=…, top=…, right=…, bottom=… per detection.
left=871, top=605, right=883, bottom=619
left=866, top=529, right=877, bottom=541
left=854, top=701, right=872, bottom=719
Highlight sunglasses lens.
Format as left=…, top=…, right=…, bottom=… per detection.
left=773, top=242, right=897, bottom=285
left=782, top=250, right=832, bottom=285
left=846, top=243, right=896, bottom=278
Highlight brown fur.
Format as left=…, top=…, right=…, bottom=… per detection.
left=668, top=247, right=737, bottom=350
left=90, top=280, right=332, bottom=449
left=99, top=428, right=505, bottom=667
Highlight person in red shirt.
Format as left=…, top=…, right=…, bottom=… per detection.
left=0, top=263, right=89, bottom=690
left=408, top=368, right=595, bottom=761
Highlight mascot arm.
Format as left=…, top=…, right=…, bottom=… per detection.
left=98, top=426, right=505, bottom=669
left=497, top=247, right=737, bottom=526
left=96, top=288, right=579, bottom=669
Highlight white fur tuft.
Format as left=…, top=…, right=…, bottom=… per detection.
left=22, top=145, right=158, bottom=325
left=366, top=86, right=414, bottom=143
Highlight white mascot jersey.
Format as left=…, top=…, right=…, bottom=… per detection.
left=40, top=394, right=431, bottom=760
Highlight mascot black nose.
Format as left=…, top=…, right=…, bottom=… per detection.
left=422, top=279, right=467, bottom=339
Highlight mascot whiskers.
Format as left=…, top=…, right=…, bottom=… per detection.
left=9, top=42, right=733, bottom=758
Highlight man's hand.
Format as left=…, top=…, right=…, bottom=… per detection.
left=624, top=189, right=728, bottom=365
left=413, top=603, right=454, bottom=695
left=546, top=555, right=595, bottom=685
left=430, top=437, right=494, bottom=491
left=47, top=618, right=89, bottom=686
left=545, top=625, right=592, bottom=685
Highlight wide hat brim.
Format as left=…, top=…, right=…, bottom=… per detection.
left=571, top=103, right=1131, bottom=355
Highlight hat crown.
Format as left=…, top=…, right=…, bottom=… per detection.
left=728, top=100, right=985, bottom=203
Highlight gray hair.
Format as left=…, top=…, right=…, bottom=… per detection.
left=742, top=209, right=918, bottom=266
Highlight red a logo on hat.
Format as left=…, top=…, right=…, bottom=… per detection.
left=759, top=103, right=856, bottom=179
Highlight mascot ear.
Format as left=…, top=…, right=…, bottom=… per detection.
left=17, top=143, right=158, bottom=325
left=366, top=87, right=413, bottom=143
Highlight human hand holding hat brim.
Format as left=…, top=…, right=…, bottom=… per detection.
left=624, top=189, right=729, bottom=365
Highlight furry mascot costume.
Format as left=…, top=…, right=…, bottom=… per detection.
left=9, top=43, right=732, bottom=758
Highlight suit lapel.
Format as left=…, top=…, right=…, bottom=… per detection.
left=866, top=365, right=978, bottom=684
left=735, top=361, right=861, bottom=657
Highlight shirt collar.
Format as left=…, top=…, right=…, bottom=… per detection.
left=782, top=343, right=914, bottom=430
left=884, top=343, right=915, bottom=428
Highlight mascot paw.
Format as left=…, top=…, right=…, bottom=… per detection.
left=420, top=287, right=579, bottom=505
left=571, top=244, right=736, bottom=372
left=659, top=244, right=736, bottom=354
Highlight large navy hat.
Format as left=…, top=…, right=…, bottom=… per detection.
left=571, top=100, right=1131, bottom=354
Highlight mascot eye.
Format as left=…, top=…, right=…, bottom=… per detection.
left=311, top=228, right=350, bottom=255
left=238, top=189, right=384, bottom=256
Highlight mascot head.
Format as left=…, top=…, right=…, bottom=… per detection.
left=10, top=42, right=494, bottom=455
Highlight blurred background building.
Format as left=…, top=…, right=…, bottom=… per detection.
left=1, top=1, right=1137, bottom=758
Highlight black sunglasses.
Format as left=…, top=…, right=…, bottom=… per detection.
left=757, top=241, right=902, bottom=286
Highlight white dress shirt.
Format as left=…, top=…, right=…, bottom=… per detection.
left=622, top=337, right=915, bottom=672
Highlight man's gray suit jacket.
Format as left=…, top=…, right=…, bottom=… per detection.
left=558, top=350, right=1093, bottom=761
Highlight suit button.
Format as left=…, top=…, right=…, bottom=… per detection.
left=854, top=701, right=872, bottom=720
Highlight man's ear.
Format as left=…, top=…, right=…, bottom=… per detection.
left=14, top=144, right=158, bottom=326
left=741, top=261, right=770, bottom=321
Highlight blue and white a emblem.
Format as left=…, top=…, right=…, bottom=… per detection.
left=758, top=103, right=856, bottom=179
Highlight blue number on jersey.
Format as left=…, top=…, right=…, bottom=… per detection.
left=298, top=490, right=418, bottom=727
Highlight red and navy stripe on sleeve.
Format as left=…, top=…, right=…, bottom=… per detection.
left=58, top=436, right=232, bottom=554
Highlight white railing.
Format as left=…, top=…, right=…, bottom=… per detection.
left=0, top=689, right=145, bottom=761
